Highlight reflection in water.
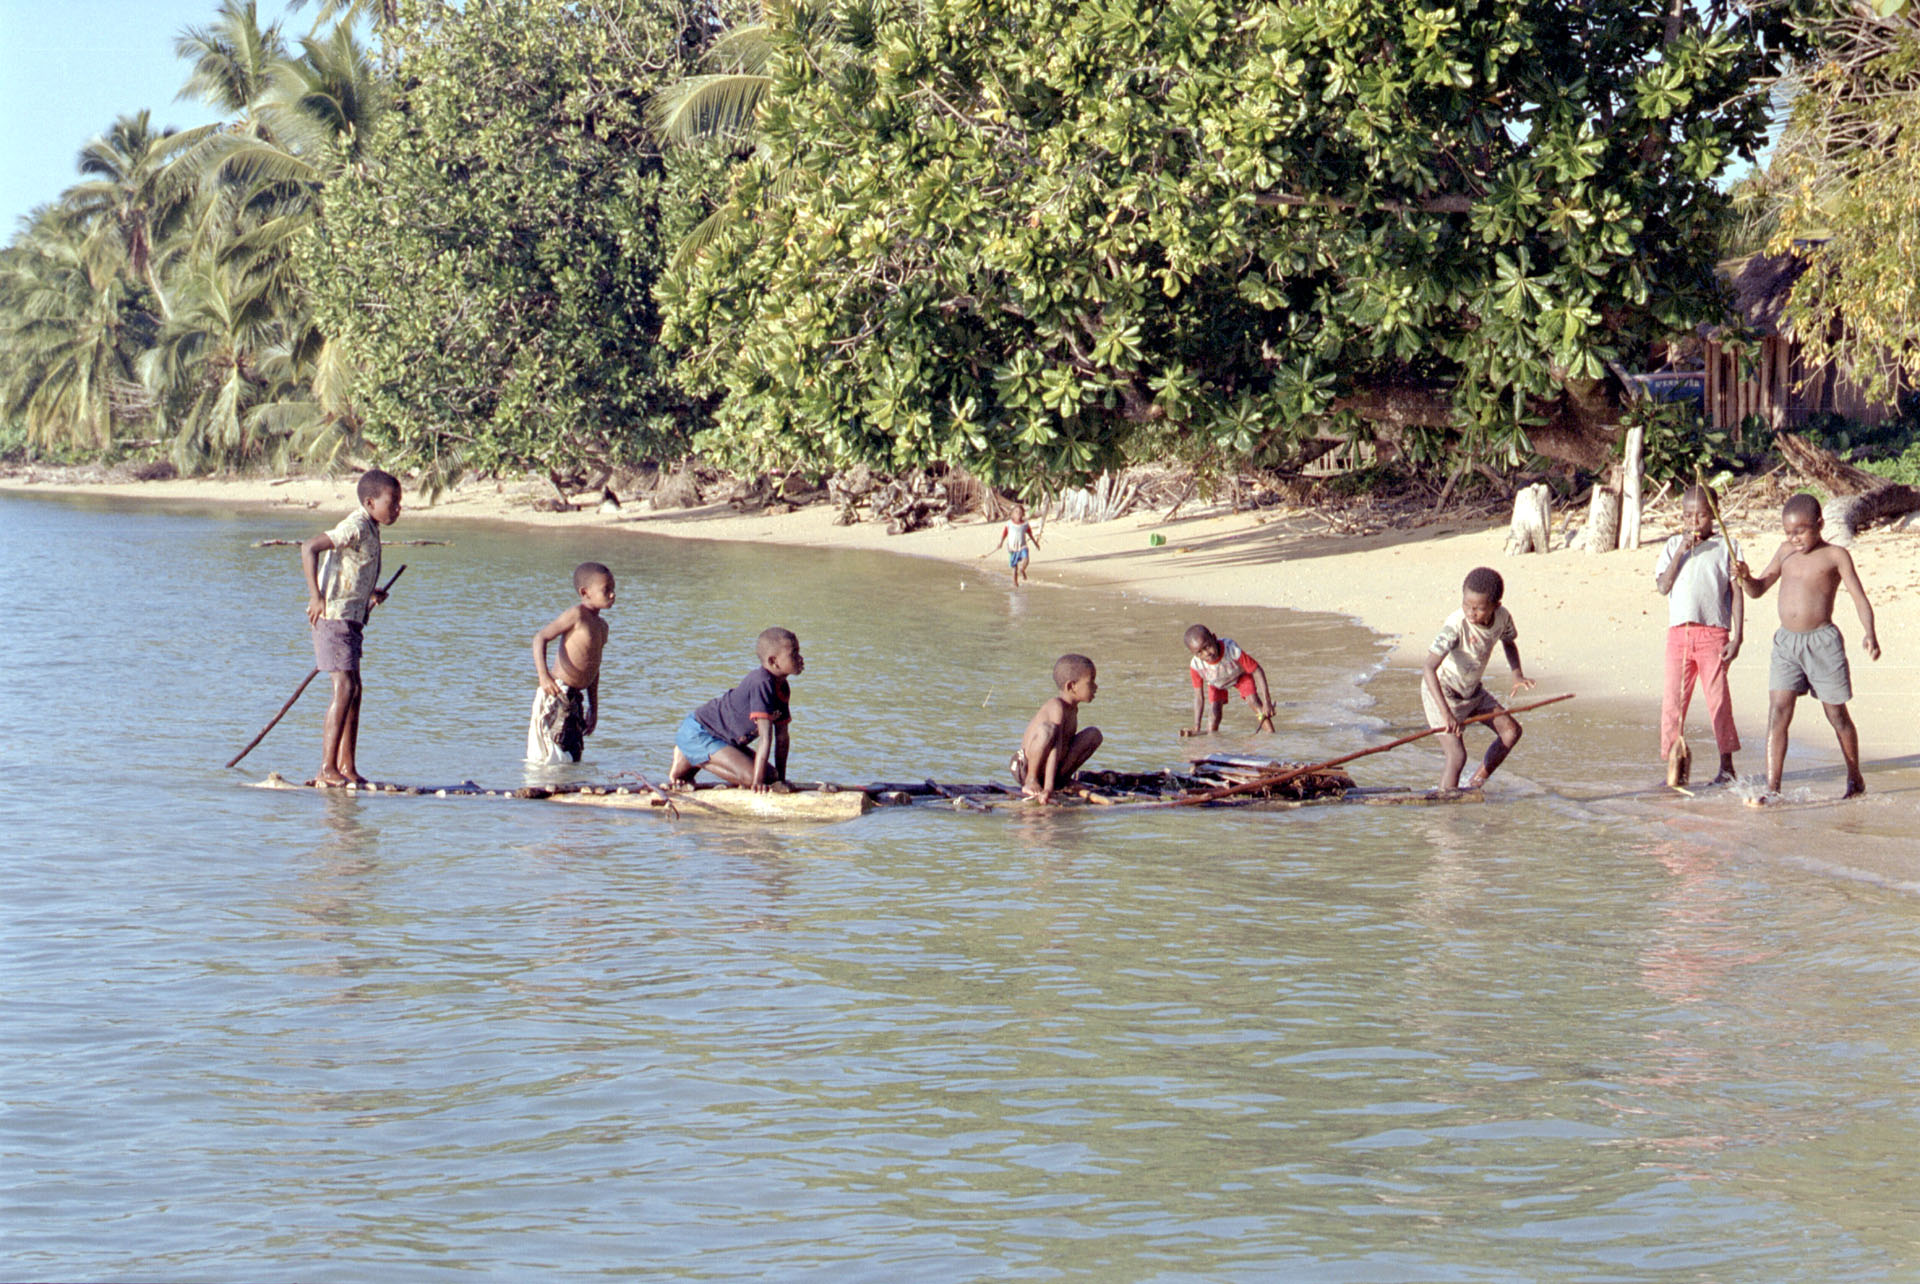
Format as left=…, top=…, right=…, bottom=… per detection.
left=6, top=492, right=1920, bottom=1281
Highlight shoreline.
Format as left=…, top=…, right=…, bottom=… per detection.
left=7, top=469, right=1917, bottom=769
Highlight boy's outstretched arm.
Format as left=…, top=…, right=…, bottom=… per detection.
left=1735, top=546, right=1785, bottom=598
left=749, top=719, right=778, bottom=791
left=1503, top=640, right=1535, bottom=699
left=1723, top=584, right=1744, bottom=663
left=300, top=532, right=335, bottom=625
left=1248, top=661, right=1276, bottom=731
left=1181, top=684, right=1209, bottom=736
left=1423, top=652, right=1461, bottom=735
left=531, top=609, right=577, bottom=696
left=1837, top=549, right=1880, bottom=660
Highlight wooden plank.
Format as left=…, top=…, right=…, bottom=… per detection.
left=549, top=786, right=874, bottom=822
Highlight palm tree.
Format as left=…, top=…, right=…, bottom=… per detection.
left=145, top=22, right=387, bottom=468
left=0, top=206, right=156, bottom=451
left=63, top=111, right=214, bottom=321
left=175, top=0, right=288, bottom=123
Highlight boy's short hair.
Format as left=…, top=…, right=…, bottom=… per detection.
left=756, top=626, right=798, bottom=660
left=1183, top=624, right=1214, bottom=649
left=357, top=469, right=401, bottom=503
left=1783, top=492, right=1822, bottom=523
left=1463, top=566, right=1504, bottom=601
left=1053, top=653, right=1095, bottom=688
left=573, top=561, right=613, bottom=591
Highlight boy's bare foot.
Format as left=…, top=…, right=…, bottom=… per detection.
left=768, top=779, right=795, bottom=794
left=316, top=769, right=351, bottom=788
left=1464, top=768, right=1490, bottom=790
left=665, top=778, right=694, bottom=793
left=1744, top=790, right=1780, bottom=808
left=1844, top=776, right=1867, bottom=800
left=1709, top=770, right=1737, bottom=786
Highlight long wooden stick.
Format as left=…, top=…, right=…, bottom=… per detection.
left=1163, top=692, right=1576, bottom=807
left=226, top=564, right=407, bottom=768
left=1694, top=470, right=1737, bottom=580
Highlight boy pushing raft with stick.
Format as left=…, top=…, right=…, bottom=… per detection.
left=1735, top=493, right=1880, bottom=804
left=1422, top=566, right=1535, bottom=793
left=299, top=469, right=403, bottom=787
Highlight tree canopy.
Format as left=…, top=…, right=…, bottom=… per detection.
left=664, top=0, right=1782, bottom=485
left=1774, top=1, right=1920, bottom=406
left=305, top=0, right=722, bottom=490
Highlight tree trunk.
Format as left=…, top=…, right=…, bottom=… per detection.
left=1586, top=469, right=1622, bottom=554
left=1824, top=486, right=1920, bottom=547
left=1619, top=425, right=1644, bottom=550
left=1503, top=483, right=1552, bottom=555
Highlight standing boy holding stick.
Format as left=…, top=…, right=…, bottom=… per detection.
left=301, top=469, right=403, bottom=786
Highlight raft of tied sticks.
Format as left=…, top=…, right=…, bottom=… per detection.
left=250, top=695, right=1575, bottom=822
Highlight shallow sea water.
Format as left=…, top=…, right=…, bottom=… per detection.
left=4, top=491, right=1920, bottom=1282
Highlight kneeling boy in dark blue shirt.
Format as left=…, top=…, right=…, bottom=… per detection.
left=668, top=628, right=805, bottom=793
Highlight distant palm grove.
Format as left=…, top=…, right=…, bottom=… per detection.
left=3, top=0, right=1912, bottom=491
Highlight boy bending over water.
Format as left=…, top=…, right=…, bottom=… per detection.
left=1012, top=653, right=1103, bottom=802
left=301, top=469, right=403, bottom=787
left=527, top=562, right=615, bottom=764
left=1179, top=624, right=1276, bottom=736
left=1735, top=494, right=1880, bottom=802
left=669, top=628, right=804, bottom=792
left=1422, top=566, right=1534, bottom=792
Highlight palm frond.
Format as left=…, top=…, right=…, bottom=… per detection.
left=649, top=73, right=771, bottom=144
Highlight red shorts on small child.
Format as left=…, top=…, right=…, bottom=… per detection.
left=1191, top=650, right=1260, bottom=704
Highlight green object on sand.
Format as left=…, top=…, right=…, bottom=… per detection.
left=1149, top=533, right=1166, bottom=546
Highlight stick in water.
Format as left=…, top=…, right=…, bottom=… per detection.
left=226, top=564, right=407, bottom=768
left=1164, top=692, right=1577, bottom=807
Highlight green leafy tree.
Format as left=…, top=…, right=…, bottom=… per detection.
left=1774, top=1, right=1920, bottom=405
left=306, top=0, right=715, bottom=489
left=665, top=0, right=1787, bottom=486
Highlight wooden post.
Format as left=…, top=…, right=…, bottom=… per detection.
left=1586, top=465, right=1622, bottom=554
left=1503, top=482, right=1552, bottom=555
left=1712, top=339, right=1728, bottom=429
left=1620, top=425, right=1644, bottom=550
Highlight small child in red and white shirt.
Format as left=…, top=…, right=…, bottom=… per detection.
left=1180, top=624, right=1276, bottom=736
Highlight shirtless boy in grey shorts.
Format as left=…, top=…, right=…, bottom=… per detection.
left=1735, top=493, right=1881, bottom=802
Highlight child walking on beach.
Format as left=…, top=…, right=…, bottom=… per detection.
left=1735, top=493, right=1880, bottom=803
left=1179, top=624, right=1277, bottom=736
left=1654, top=485, right=1743, bottom=784
left=668, top=628, right=805, bottom=792
left=1422, top=566, right=1535, bottom=792
left=1011, top=653, right=1103, bottom=803
left=527, top=562, right=615, bottom=764
left=986, top=504, right=1039, bottom=586
left=300, top=469, right=403, bottom=786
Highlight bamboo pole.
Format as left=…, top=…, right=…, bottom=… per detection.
left=1158, top=693, right=1577, bottom=808
left=226, top=565, right=407, bottom=768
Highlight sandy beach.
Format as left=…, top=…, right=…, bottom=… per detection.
left=7, top=467, right=1916, bottom=772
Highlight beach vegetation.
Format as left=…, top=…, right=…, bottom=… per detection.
left=304, top=0, right=722, bottom=493
left=663, top=0, right=1794, bottom=489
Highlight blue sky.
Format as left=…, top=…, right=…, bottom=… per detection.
left=0, top=0, right=307, bottom=235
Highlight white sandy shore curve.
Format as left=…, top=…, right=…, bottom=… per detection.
left=7, top=470, right=1917, bottom=766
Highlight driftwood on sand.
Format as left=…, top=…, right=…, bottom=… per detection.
left=1776, top=432, right=1920, bottom=546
